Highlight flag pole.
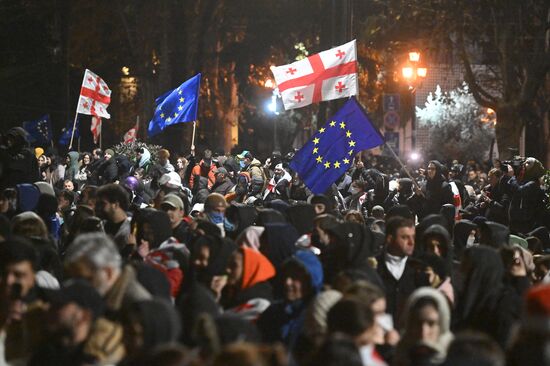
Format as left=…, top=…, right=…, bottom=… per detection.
left=383, top=142, right=424, bottom=196
left=191, top=120, right=197, bottom=154
left=69, top=72, right=87, bottom=150
left=99, top=130, right=102, bottom=150
left=78, top=136, right=81, bottom=152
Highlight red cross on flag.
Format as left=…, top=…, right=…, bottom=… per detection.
left=91, top=116, right=102, bottom=144
left=271, top=40, right=358, bottom=110
left=76, top=69, right=112, bottom=119
left=124, top=121, right=138, bottom=143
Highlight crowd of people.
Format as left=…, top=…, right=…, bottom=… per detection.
left=0, top=125, right=550, bottom=366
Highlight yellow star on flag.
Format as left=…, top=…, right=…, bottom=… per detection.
left=343, top=158, right=350, bottom=164
left=316, top=156, right=323, bottom=163
left=160, top=113, right=165, bottom=118
left=174, top=112, right=178, bottom=117
left=348, top=150, right=354, bottom=155
left=166, top=117, right=172, bottom=122
left=340, top=122, right=346, bottom=129
left=348, top=140, right=356, bottom=147
left=319, top=128, right=325, bottom=133
left=324, top=161, right=331, bottom=169
left=178, top=90, right=182, bottom=95
left=333, top=161, right=341, bottom=169
left=179, top=97, right=185, bottom=102
left=313, top=147, right=318, bottom=154
left=313, top=137, right=320, bottom=145
left=329, top=121, right=336, bottom=127
left=178, top=105, right=183, bottom=111
left=346, top=130, right=352, bottom=138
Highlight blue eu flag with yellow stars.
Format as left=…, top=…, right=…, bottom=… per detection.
left=290, top=97, right=384, bottom=194
left=23, top=114, right=52, bottom=146
left=148, top=73, right=201, bottom=137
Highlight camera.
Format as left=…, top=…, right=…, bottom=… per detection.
left=501, top=156, right=525, bottom=176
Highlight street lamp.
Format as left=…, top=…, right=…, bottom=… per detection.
left=402, top=51, right=427, bottom=150
left=263, top=78, right=281, bottom=153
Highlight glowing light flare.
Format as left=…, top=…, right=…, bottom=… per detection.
left=417, top=67, right=427, bottom=78
left=409, top=51, right=421, bottom=62
left=402, top=67, right=414, bottom=80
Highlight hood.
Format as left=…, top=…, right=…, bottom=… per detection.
left=191, top=235, right=237, bottom=281
left=292, top=250, right=324, bottom=294
left=16, top=183, right=40, bottom=212
left=235, top=226, right=265, bottom=251
left=479, top=221, right=510, bottom=248
left=326, top=222, right=377, bottom=270
left=226, top=204, right=258, bottom=239
left=398, top=178, right=413, bottom=195
left=415, top=214, right=448, bottom=248
left=420, top=224, right=452, bottom=260
left=68, top=151, right=80, bottom=166
left=256, top=208, right=286, bottom=225
left=133, top=208, right=173, bottom=249
left=249, top=158, right=262, bottom=167
left=6, top=127, right=29, bottom=149
left=138, top=147, right=151, bottom=168
left=260, top=222, right=299, bottom=269
left=439, top=204, right=456, bottom=231
left=397, top=287, right=454, bottom=364
left=34, top=181, right=55, bottom=197
left=523, top=157, right=545, bottom=182
left=286, top=204, right=316, bottom=236
left=458, top=246, right=504, bottom=321
left=130, top=299, right=181, bottom=351
left=453, top=221, right=478, bottom=258
left=241, top=246, right=276, bottom=290
left=266, top=199, right=290, bottom=215
left=527, top=226, right=550, bottom=250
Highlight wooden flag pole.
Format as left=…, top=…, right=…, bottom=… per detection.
left=190, top=121, right=197, bottom=155
left=383, top=142, right=424, bottom=197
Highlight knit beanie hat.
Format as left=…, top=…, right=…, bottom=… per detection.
left=104, top=148, right=115, bottom=157
left=304, top=289, right=343, bottom=339
left=204, top=193, right=228, bottom=212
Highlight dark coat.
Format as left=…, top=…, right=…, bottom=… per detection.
left=501, top=175, right=547, bottom=234
left=376, top=253, right=430, bottom=325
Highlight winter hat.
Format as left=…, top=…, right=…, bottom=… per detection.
left=104, top=148, right=115, bottom=157
left=241, top=246, right=276, bottom=290
left=34, top=147, right=44, bottom=159
left=161, top=194, right=184, bottom=211
left=204, top=193, right=228, bottom=212
left=509, top=235, right=529, bottom=250
left=304, top=289, right=343, bottom=339
left=34, top=181, right=55, bottom=197
left=158, top=172, right=182, bottom=188
left=523, top=157, right=545, bottom=182
left=522, top=284, right=550, bottom=333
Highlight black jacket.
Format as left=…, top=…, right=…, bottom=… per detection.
left=376, top=253, right=430, bottom=325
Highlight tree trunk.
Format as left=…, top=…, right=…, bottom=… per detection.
left=495, top=104, right=524, bottom=159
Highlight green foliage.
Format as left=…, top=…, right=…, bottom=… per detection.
left=416, top=83, right=495, bottom=163
left=111, top=140, right=163, bottom=166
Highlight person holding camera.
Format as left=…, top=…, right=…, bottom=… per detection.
left=500, top=157, right=547, bottom=234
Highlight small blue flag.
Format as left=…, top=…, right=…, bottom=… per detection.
left=22, top=115, right=52, bottom=146
left=290, top=97, right=384, bottom=194
left=59, top=119, right=80, bottom=146
left=148, top=73, right=201, bottom=136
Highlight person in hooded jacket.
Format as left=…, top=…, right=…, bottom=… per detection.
left=413, top=161, right=454, bottom=220
left=322, top=222, right=383, bottom=289
left=257, top=250, right=324, bottom=351
left=221, top=246, right=276, bottom=321
left=454, top=246, right=523, bottom=347
left=96, top=149, right=118, bottom=185
left=131, top=147, right=152, bottom=177
left=259, top=222, right=299, bottom=272
left=189, top=149, right=217, bottom=189
left=394, top=287, right=454, bottom=366
left=64, top=151, right=80, bottom=182
left=0, top=127, right=39, bottom=190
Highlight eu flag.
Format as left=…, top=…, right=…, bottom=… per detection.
left=23, top=115, right=52, bottom=146
left=290, top=97, right=384, bottom=194
left=59, top=119, right=80, bottom=146
left=148, top=73, right=201, bottom=137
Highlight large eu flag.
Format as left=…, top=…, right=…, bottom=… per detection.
left=148, top=73, right=201, bottom=137
left=290, top=97, right=384, bottom=194
left=23, top=115, right=52, bottom=146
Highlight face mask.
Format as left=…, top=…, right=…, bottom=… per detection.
left=208, top=212, right=224, bottom=224
left=239, top=160, right=246, bottom=169
left=466, top=233, right=476, bottom=247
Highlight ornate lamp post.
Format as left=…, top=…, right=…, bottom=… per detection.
left=402, top=51, right=427, bottom=150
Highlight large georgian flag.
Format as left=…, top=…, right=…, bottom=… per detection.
left=76, top=69, right=112, bottom=119
left=271, top=40, right=358, bottom=110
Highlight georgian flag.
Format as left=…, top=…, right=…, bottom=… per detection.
left=271, top=40, right=358, bottom=110
left=91, top=116, right=102, bottom=144
left=76, top=69, right=111, bottom=119
left=124, top=122, right=138, bottom=143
